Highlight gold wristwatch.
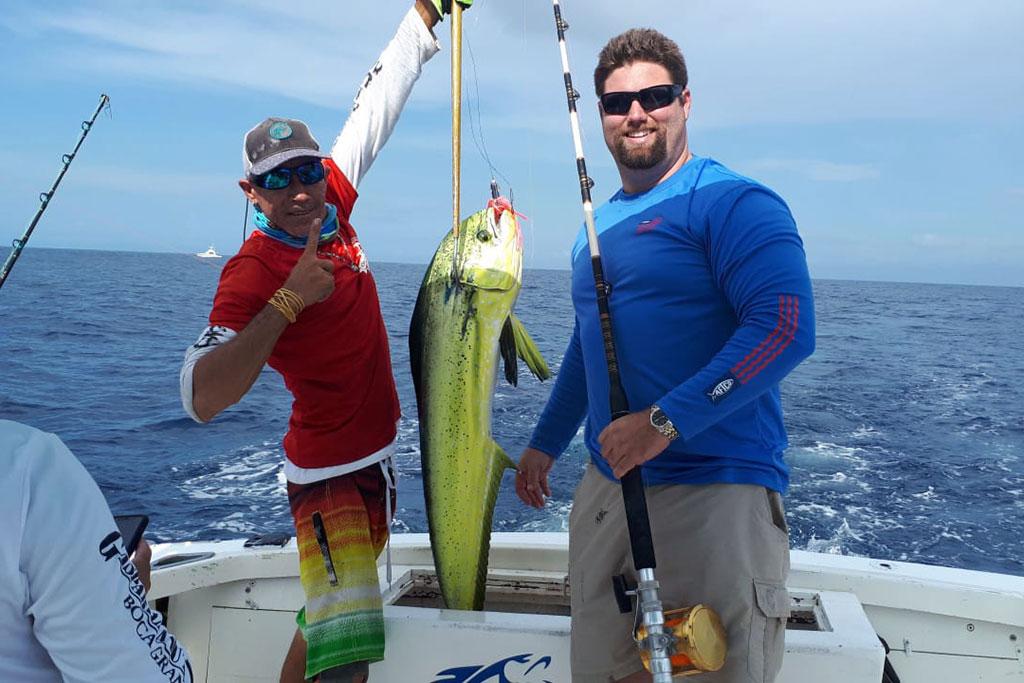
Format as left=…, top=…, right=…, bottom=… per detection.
left=650, top=405, right=679, bottom=441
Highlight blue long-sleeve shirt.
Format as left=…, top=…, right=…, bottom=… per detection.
left=529, top=156, right=815, bottom=492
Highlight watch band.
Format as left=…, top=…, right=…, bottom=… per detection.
left=650, top=405, right=680, bottom=441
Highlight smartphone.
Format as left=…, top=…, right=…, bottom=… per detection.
left=113, top=514, right=149, bottom=556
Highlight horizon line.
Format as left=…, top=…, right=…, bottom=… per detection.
left=4, top=245, right=1022, bottom=290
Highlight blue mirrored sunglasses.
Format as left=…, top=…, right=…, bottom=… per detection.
left=599, top=84, right=684, bottom=116
left=252, top=161, right=326, bottom=190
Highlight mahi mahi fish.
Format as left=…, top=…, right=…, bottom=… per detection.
left=409, top=197, right=550, bottom=611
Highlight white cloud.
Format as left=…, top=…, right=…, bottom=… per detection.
left=70, top=164, right=236, bottom=197
left=3, top=0, right=1022, bottom=285
left=6, top=0, right=1022, bottom=127
left=15, top=3, right=399, bottom=110
left=805, top=229, right=1024, bottom=286
left=743, top=158, right=880, bottom=182
left=910, top=233, right=1024, bottom=252
left=911, top=233, right=958, bottom=248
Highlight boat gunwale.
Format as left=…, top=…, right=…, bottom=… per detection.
left=149, top=532, right=1024, bottom=628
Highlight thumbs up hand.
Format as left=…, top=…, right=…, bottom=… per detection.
left=282, top=217, right=335, bottom=307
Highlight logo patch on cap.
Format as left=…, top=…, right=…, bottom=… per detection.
left=705, top=373, right=738, bottom=405
left=268, top=121, right=293, bottom=140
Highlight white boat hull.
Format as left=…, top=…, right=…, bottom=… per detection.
left=149, top=533, right=1024, bottom=682
left=195, top=246, right=222, bottom=259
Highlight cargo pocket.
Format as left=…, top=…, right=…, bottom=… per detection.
left=748, top=580, right=789, bottom=683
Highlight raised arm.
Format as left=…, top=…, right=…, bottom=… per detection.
left=330, top=2, right=443, bottom=188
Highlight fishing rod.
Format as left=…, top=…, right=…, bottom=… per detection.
left=549, top=3, right=675, bottom=680
left=0, top=94, right=110, bottom=291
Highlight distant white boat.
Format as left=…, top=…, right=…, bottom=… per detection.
left=196, top=245, right=222, bottom=259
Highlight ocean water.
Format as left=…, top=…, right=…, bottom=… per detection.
left=1, top=248, right=1022, bottom=576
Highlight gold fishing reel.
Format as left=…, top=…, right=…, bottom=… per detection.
left=614, top=573, right=728, bottom=678
left=636, top=604, right=728, bottom=677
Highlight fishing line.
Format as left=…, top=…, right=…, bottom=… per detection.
left=462, top=0, right=535, bottom=271
left=464, top=13, right=514, bottom=201
left=463, top=35, right=492, bottom=175
left=522, top=0, right=536, bottom=265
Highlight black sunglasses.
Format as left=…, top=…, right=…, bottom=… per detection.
left=251, top=161, right=326, bottom=190
left=599, top=84, right=684, bottom=116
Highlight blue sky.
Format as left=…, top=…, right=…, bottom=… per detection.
left=1, top=0, right=1021, bottom=286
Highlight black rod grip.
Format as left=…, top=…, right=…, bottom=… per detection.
left=590, top=256, right=658, bottom=571
left=620, top=468, right=656, bottom=570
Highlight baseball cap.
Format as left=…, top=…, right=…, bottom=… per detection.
left=243, top=117, right=329, bottom=176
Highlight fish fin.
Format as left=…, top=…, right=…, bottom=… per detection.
left=491, top=440, right=517, bottom=471
left=510, top=314, right=552, bottom=381
left=499, top=317, right=519, bottom=387
left=408, top=279, right=430, bottom=407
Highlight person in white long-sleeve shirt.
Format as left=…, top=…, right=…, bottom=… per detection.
left=0, top=420, right=193, bottom=683
left=177, top=2, right=471, bottom=681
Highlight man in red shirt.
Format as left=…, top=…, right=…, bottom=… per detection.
left=179, top=2, right=470, bottom=680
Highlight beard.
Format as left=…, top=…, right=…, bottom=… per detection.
left=612, top=130, right=667, bottom=170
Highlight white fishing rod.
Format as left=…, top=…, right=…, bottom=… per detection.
left=1, top=94, right=110, bottom=291
left=549, top=3, right=675, bottom=680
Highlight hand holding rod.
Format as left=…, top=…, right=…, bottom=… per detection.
left=549, top=4, right=674, bottom=680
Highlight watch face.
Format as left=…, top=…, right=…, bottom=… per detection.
left=652, top=409, right=668, bottom=426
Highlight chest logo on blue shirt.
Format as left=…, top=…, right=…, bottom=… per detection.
left=636, top=216, right=663, bottom=234
left=705, top=372, right=738, bottom=405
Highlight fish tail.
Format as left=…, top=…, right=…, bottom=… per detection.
left=491, top=440, right=516, bottom=471
left=463, top=440, right=517, bottom=611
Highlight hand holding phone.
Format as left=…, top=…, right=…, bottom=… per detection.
left=132, top=537, right=152, bottom=593
left=114, top=514, right=151, bottom=592
left=113, top=514, right=149, bottom=556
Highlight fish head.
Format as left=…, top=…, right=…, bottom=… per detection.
left=456, top=197, right=523, bottom=292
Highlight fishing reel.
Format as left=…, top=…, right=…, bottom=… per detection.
left=613, top=573, right=728, bottom=678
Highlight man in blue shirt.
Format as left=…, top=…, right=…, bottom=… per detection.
left=516, top=28, right=815, bottom=683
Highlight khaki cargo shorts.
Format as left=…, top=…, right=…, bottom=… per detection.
left=569, top=466, right=790, bottom=683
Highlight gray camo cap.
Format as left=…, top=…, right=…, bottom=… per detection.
left=243, top=117, right=329, bottom=176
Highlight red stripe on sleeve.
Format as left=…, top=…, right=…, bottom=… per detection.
left=738, top=296, right=799, bottom=384
left=736, top=296, right=794, bottom=383
left=732, top=295, right=788, bottom=377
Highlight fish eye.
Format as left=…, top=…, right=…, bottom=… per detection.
left=476, top=230, right=491, bottom=242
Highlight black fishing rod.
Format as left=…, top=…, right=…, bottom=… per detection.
left=0, top=94, right=110, bottom=291
left=549, top=3, right=674, bottom=680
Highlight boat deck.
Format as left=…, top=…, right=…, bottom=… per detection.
left=150, top=533, right=1024, bottom=682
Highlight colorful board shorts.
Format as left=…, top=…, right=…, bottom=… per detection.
left=287, top=464, right=393, bottom=679
left=568, top=465, right=791, bottom=683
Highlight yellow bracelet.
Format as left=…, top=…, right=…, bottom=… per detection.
left=268, top=288, right=304, bottom=324
left=280, top=288, right=305, bottom=320
left=267, top=296, right=295, bottom=323
left=276, top=287, right=305, bottom=314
